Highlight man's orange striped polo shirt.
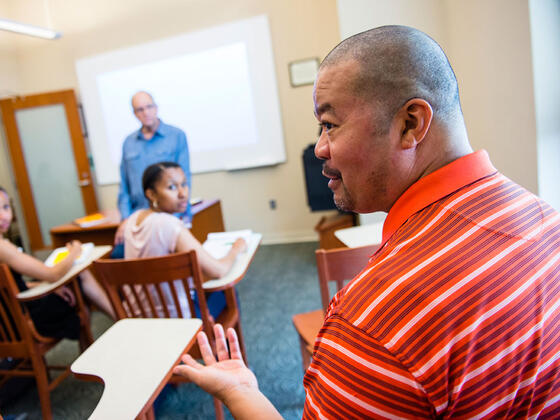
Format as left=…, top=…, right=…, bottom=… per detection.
left=303, top=150, right=560, bottom=419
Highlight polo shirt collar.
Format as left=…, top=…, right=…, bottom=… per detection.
left=382, top=150, right=497, bottom=244
left=136, top=119, right=165, bottom=140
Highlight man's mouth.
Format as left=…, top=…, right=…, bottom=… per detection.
left=322, top=163, right=342, bottom=189
left=322, top=163, right=341, bottom=180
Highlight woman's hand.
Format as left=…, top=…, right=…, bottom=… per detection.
left=232, top=238, right=247, bottom=253
left=54, top=286, right=76, bottom=306
left=66, top=240, right=82, bottom=260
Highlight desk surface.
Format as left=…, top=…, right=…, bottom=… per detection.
left=17, top=245, right=112, bottom=301
left=50, top=199, right=223, bottom=247
left=334, top=222, right=384, bottom=248
left=71, top=318, right=202, bottom=420
left=202, top=232, right=262, bottom=290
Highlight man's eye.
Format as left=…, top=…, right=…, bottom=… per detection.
left=168, top=184, right=177, bottom=190
left=321, top=122, right=334, bottom=132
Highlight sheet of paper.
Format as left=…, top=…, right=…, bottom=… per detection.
left=203, top=230, right=253, bottom=259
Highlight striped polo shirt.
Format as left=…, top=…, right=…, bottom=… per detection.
left=303, top=150, right=560, bottom=419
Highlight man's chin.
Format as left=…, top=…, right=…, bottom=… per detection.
left=333, top=195, right=353, bottom=213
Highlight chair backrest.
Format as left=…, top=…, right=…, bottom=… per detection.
left=92, top=251, right=213, bottom=339
left=315, top=244, right=379, bottom=313
left=0, top=263, right=32, bottom=358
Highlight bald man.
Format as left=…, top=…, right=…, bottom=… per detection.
left=174, top=26, right=560, bottom=418
left=115, top=91, right=191, bottom=248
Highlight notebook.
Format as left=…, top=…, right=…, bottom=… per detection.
left=45, top=242, right=95, bottom=267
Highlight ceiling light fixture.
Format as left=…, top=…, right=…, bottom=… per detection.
left=0, top=18, right=61, bottom=40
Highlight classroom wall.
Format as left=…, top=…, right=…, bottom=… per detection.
left=443, top=0, right=538, bottom=194
left=0, top=0, right=341, bottom=244
left=0, top=0, right=549, bottom=245
left=337, top=0, right=539, bottom=198
left=529, top=0, right=560, bottom=211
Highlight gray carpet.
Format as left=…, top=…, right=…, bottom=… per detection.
left=3, top=242, right=321, bottom=419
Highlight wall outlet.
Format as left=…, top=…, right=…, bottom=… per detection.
left=269, top=199, right=277, bottom=210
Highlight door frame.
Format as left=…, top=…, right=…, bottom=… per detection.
left=0, top=89, right=98, bottom=250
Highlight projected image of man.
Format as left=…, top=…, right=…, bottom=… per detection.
left=114, top=91, right=192, bottom=250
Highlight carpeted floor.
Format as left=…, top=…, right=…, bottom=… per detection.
left=3, top=241, right=322, bottom=419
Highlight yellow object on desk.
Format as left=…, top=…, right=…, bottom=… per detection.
left=73, top=212, right=107, bottom=228
left=45, top=242, right=94, bottom=267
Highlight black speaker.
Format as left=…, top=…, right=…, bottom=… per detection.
left=302, top=144, right=337, bottom=211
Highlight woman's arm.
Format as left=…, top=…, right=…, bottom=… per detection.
left=175, top=229, right=247, bottom=279
left=0, top=239, right=81, bottom=283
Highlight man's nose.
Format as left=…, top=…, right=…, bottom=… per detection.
left=314, top=133, right=330, bottom=160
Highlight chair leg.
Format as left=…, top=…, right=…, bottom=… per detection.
left=79, top=327, right=94, bottom=352
left=213, top=396, right=225, bottom=420
left=32, top=354, right=53, bottom=420
left=136, top=405, right=155, bottom=420
left=299, top=336, right=311, bottom=373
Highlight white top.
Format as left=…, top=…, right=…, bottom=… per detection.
left=124, top=211, right=184, bottom=258
left=71, top=318, right=202, bottom=420
left=123, top=210, right=190, bottom=318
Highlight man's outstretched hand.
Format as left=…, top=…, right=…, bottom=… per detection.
left=173, top=324, right=283, bottom=420
left=174, top=324, right=257, bottom=401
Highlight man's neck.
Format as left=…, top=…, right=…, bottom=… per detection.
left=141, top=119, right=160, bottom=140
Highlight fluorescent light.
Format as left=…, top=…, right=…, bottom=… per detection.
left=0, top=18, right=61, bottom=40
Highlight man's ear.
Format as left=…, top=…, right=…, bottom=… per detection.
left=397, top=98, right=433, bottom=149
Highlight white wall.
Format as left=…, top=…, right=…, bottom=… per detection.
left=444, top=0, right=537, bottom=193
left=337, top=0, right=447, bottom=48
left=337, top=0, right=541, bottom=225
left=530, top=0, right=560, bottom=211
left=0, top=0, right=549, bottom=244
left=0, top=0, right=342, bottom=245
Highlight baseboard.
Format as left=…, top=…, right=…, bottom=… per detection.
left=261, top=230, right=318, bottom=245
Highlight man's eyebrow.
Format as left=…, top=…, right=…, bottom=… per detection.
left=315, top=103, right=334, bottom=116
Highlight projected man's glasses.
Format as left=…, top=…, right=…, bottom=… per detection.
left=134, top=104, right=156, bottom=113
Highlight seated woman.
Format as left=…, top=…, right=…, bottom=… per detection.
left=123, top=161, right=246, bottom=319
left=0, top=187, right=114, bottom=339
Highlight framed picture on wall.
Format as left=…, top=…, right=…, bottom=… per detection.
left=289, top=58, right=319, bottom=87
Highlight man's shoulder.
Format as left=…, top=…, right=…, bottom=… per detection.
left=123, top=128, right=141, bottom=146
left=158, top=121, right=186, bottom=137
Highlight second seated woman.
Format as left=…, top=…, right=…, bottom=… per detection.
left=123, top=161, right=246, bottom=318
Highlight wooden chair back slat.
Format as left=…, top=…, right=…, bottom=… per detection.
left=0, top=264, right=28, bottom=345
left=154, top=283, right=172, bottom=318
left=315, top=244, right=379, bottom=313
left=168, top=280, right=184, bottom=318
left=0, top=291, right=17, bottom=342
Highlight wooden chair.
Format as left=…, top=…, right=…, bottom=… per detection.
left=92, top=250, right=246, bottom=420
left=292, top=244, right=379, bottom=372
left=0, top=263, right=93, bottom=420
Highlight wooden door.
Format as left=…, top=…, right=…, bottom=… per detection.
left=0, top=89, right=98, bottom=250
